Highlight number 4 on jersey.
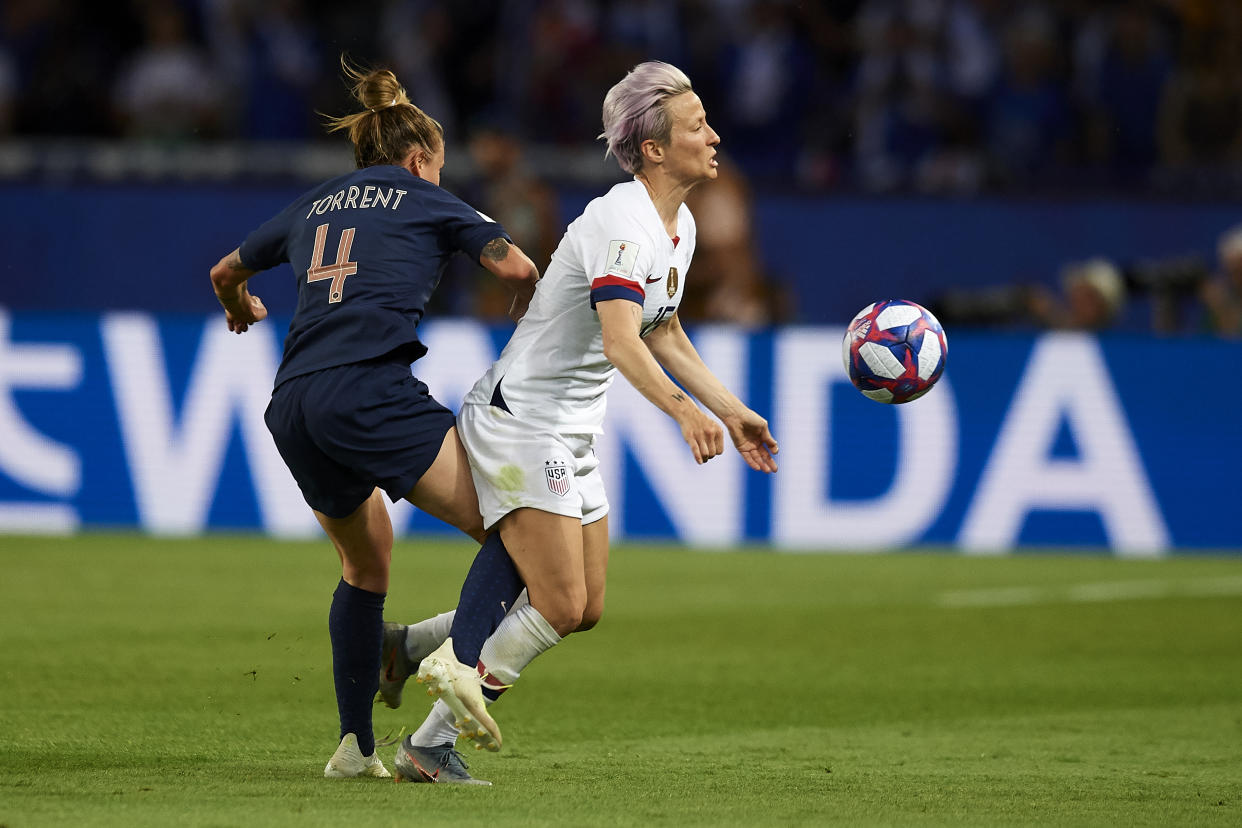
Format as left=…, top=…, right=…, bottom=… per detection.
left=307, top=223, right=358, bottom=303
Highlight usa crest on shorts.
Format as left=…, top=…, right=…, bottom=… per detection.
left=544, top=459, right=570, bottom=497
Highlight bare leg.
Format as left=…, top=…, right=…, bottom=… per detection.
left=315, top=488, right=393, bottom=592
left=577, top=515, right=610, bottom=632
left=497, top=507, right=587, bottom=637
left=403, top=427, right=486, bottom=542
left=314, top=489, right=393, bottom=764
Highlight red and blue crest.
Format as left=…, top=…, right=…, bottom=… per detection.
left=544, top=460, right=570, bottom=497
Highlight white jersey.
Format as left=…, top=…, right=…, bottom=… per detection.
left=463, top=179, right=696, bottom=434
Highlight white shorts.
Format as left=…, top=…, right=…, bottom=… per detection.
left=456, top=402, right=609, bottom=531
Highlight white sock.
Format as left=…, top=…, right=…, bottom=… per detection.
left=411, top=602, right=560, bottom=748
left=410, top=699, right=459, bottom=747
left=403, top=610, right=455, bottom=663
left=478, top=602, right=561, bottom=688
left=401, top=590, right=529, bottom=664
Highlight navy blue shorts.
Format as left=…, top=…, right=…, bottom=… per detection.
left=264, top=355, right=457, bottom=519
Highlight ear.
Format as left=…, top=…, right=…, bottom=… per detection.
left=404, top=148, right=426, bottom=176
left=640, top=138, right=664, bottom=167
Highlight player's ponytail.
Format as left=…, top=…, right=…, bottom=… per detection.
left=324, top=55, right=443, bottom=169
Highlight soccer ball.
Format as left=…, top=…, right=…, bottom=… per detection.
left=842, top=300, right=947, bottom=404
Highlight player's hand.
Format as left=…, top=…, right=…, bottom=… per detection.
left=679, top=407, right=725, bottom=464
left=225, top=291, right=267, bottom=333
left=723, top=410, right=779, bottom=473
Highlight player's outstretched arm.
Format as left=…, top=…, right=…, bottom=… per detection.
left=209, top=248, right=267, bottom=334
left=478, top=238, right=540, bottom=322
left=644, top=312, right=778, bottom=473
left=720, top=411, right=779, bottom=473
left=597, top=299, right=724, bottom=464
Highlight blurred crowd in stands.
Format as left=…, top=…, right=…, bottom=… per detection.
left=3, top=0, right=1241, bottom=333
left=931, top=225, right=1242, bottom=337
left=4, top=0, right=1242, bottom=195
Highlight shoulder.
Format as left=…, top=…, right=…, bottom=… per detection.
left=411, top=174, right=492, bottom=219
left=580, top=181, right=658, bottom=242
left=271, top=171, right=352, bottom=218
left=596, top=179, right=649, bottom=212
left=316, top=168, right=368, bottom=197
left=370, top=167, right=494, bottom=222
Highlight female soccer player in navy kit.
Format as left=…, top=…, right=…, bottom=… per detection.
left=207, top=62, right=538, bottom=779
left=381, top=61, right=779, bottom=784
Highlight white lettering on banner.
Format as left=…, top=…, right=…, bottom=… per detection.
left=597, top=326, right=746, bottom=545
left=381, top=319, right=498, bottom=534
left=101, top=314, right=317, bottom=537
left=0, top=309, right=82, bottom=532
left=0, top=504, right=80, bottom=533
left=772, top=329, right=957, bottom=549
left=959, top=333, right=1169, bottom=556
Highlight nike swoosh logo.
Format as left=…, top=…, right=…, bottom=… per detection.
left=645, top=275, right=661, bottom=283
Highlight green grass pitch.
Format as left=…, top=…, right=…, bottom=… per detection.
left=1, top=534, right=1240, bottom=827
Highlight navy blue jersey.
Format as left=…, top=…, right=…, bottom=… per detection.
left=239, top=165, right=509, bottom=388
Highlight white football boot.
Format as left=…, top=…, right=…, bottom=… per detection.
left=415, top=638, right=502, bottom=752
left=323, top=732, right=392, bottom=778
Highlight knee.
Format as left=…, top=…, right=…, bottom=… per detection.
left=340, top=543, right=390, bottom=583
left=352, top=554, right=390, bottom=578
left=341, top=557, right=389, bottom=594
left=341, top=536, right=389, bottom=566
left=575, top=604, right=604, bottom=633
left=537, top=593, right=586, bottom=638
left=545, top=607, right=584, bottom=638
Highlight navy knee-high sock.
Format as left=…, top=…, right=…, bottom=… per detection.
left=448, top=532, right=524, bottom=669
left=328, top=579, right=385, bottom=756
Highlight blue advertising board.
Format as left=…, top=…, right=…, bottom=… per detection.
left=0, top=309, right=1237, bottom=553
left=5, top=181, right=1240, bottom=330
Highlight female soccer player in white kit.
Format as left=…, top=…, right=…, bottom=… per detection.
left=387, top=61, right=779, bottom=784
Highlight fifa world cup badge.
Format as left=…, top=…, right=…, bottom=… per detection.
left=667, top=266, right=678, bottom=298
left=544, top=459, right=570, bottom=497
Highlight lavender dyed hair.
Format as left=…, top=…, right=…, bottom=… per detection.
left=599, top=61, right=694, bottom=175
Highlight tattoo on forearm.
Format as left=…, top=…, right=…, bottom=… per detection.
left=671, top=391, right=687, bottom=403
left=481, top=238, right=510, bottom=261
